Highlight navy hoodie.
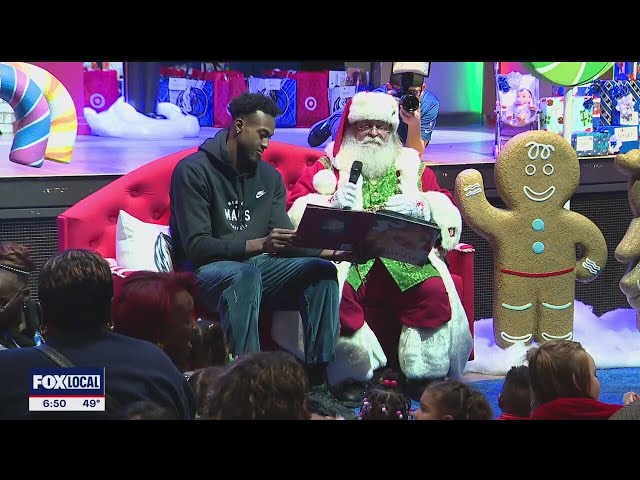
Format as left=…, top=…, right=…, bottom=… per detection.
left=170, top=130, right=317, bottom=270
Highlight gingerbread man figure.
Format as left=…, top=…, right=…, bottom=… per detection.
left=613, top=150, right=640, bottom=332
left=455, top=130, right=607, bottom=348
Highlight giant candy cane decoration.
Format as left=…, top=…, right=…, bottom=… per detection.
left=0, top=63, right=51, bottom=167
left=6, top=62, right=77, bottom=163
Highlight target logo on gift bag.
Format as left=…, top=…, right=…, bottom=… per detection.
left=84, top=70, right=119, bottom=113
left=296, top=71, right=329, bottom=127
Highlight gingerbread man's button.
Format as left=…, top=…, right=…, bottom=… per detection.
left=532, top=242, right=545, bottom=254
left=532, top=218, right=545, bottom=231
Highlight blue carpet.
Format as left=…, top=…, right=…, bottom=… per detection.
left=470, top=367, right=640, bottom=419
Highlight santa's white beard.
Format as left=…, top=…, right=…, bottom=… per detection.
left=336, top=133, right=403, bottom=179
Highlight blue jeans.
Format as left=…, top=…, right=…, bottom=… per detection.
left=195, top=255, right=339, bottom=364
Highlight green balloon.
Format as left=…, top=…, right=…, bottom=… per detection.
left=527, top=62, right=613, bottom=87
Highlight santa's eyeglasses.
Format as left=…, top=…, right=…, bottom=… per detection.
left=355, top=122, right=390, bottom=135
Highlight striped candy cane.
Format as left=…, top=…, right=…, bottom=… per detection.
left=6, top=62, right=77, bottom=163
left=0, top=63, right=51, bottom=167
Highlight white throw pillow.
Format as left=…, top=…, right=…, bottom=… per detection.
left=115, top=210, right=173, bottom=272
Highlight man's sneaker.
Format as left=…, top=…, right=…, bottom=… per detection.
left=307, top=119, right=332, bottom=147
left=329, top=379, right=367, bottom=408
left=307, top=384, right=358, bottom=420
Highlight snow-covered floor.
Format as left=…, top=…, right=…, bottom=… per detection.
left=464, top=301, right=640, bottom=375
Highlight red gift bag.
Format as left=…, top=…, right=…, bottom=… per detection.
left=208, top=71, right=248, bottom=128
left=296, top=71, right=329, bottom=127
left=83, top=70, right=119, bottom=113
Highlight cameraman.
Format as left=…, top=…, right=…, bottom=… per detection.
left=307, top=62, right=439, bottom=157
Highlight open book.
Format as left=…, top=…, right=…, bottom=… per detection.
left=293, top=204, right=441, bottom=266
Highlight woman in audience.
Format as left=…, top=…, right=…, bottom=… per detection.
left=203, top=351, right=311, bottom=420
left=413, top=380, right=493, bottom=420
left=527, top=340, right=635, bottom=420
left=0, top=242, right=39, bottom=349
left=357, top=369, right=411, bottom=420
left=0, top=249, right=196, bottom=420
left=112, top=271, right=198, bottom=372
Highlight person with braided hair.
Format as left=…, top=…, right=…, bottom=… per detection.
left=357, top=369, right=411, bottom=420
left=414, top=380, right=493, bottom=420
left=0, top=242, right=38, bottom=349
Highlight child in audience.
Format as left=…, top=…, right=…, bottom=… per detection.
left=358, top=369, right=411, bottom=420
left=414, top=380, right=493, bottom=420
left=186, top=319, right=229, bottom=376
left=187, top=366, right=226, bottom=419
left=527, top=340, right=636, bottom=420
left=497, top=365, right=531, bottom=420
left=203, top=351, right=311, bottom=420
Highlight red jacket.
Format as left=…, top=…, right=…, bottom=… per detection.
left=530, top=397, right=623, bottom=420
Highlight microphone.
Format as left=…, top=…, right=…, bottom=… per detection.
left=344, top=161, right=362, bottom=210
left=349, top=161, right=363, bottom=184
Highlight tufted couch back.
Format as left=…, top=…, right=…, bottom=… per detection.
left=57, top=141, right=325, bottom=258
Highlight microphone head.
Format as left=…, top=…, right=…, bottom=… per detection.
left=349, top=161, right=363, bottom=184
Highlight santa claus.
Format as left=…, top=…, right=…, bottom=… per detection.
left=286, top=91, right=473, bottom=402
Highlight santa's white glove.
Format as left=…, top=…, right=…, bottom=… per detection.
left=331, top=182, right=357, bottom=209
left=384, top=194, right=427, bottom=219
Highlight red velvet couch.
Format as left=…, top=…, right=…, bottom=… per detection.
left=57, top=141, right=475, bottom=359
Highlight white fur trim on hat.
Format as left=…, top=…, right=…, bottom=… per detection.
left=392, top=62, right=430, bottom=76
left=347, top=91, right=399, bottom=131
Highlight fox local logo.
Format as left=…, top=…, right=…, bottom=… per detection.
left=33, top=374, right=101, bottom=390
left=30, top=367, right=105, bottom=394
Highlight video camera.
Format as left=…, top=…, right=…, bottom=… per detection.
left=389, top=72, right=425, bottom=113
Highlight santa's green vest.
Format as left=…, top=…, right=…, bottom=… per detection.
left=343, top=163, right=440, bottom=292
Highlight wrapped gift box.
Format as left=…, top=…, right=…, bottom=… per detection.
left=614, top=62, right=639, bottom=81
left=248, top=77, right=296, bottom=127
left=157, top=77, right=213, bottom=127
left=594, top=125, right=640, bottom=154
left=571, top=131, right=610, bottom=157
left=551, top=84, right=592, bottom=97
left=591, top=80, right=640, bottom=126
left=540, top=96, right=595, bottom=135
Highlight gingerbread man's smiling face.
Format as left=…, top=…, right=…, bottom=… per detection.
left=495, top=131, right=580, bottom=210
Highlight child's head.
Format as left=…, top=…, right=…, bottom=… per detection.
left=414, top=380, right=493, bottom=420
left=111, top=271, right=198, bottom=371
left=189, top=319, right=229, bottom=370
left=204, top=351, right=310, bottom=420
left=498, top=365, right=531, bottom=417
left=188, top=366, right=226, bottom=418
left=526, top=340, right=599, bottom=408
left=358, top=369, right=411, bottom=420
left=515, top=88, right=533, bottom=106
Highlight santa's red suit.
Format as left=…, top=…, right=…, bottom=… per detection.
left=282, top=92, right=472, bottom=385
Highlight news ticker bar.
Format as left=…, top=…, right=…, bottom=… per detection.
left=29, top=397, right=106, bottom=411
